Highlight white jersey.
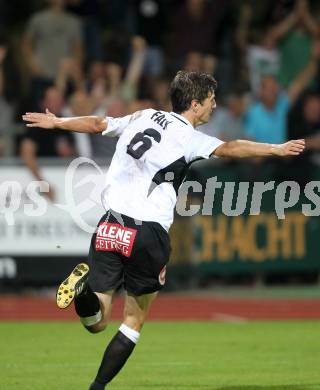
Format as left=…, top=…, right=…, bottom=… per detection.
left=101, top=109, right=224, bottom=231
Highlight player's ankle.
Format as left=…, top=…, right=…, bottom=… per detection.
left=89, top=379, right=106, bottom=390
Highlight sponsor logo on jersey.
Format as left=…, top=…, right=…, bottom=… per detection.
left=158, top=265, right=167, bottom=285
left=95, top=223, right=137, bottom=257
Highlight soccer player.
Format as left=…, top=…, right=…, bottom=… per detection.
left=22, top=71, right=305, bottom=389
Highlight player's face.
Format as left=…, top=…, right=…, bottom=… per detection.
left=197, top=92, right=216, bottom=125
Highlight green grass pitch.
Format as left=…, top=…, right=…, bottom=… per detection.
left=1, top=321, right=320, bottom=390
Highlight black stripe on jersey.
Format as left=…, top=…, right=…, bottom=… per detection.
left=147, top=156, right=204, bottom=196
left=170, top=113, right=188, bottom=126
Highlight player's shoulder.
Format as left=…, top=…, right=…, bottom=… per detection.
left=139, top=108, right=168, bottom=117
left=130, top=108, right=172, bottom=124
left=128, top=108, right=153, bottom=120
left=153, top=110, right=193, bottom=134
left=167, top=112, right=193, bottom=130
left=129, top=108, right=193, bottom=136
left=136, top=108, right=156, bottom=118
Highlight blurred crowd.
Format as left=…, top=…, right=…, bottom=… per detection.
left=1, top=0, right=320, bottom=192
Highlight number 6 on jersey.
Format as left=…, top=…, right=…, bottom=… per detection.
left=127, top=128, right=161, bottom=159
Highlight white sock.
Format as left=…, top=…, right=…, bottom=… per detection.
left=119, top=323, right=140, bottom=344
left=80, top=310, right=102, bottom=327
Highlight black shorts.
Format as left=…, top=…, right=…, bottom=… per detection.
left=87, top=210, right=171, bottom=296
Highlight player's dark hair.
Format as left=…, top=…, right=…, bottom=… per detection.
left=169, top=71, right=217, bottom=114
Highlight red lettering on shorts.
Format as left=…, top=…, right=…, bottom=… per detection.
left=95, top=223, right=137, bottom=257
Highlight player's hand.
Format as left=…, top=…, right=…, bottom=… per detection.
left=22, top=109, right=57, bottom=129
left=274, top=139, right=305, bottom=156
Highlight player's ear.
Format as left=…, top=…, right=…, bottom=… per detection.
left=191, top=99, right=199, bottom=113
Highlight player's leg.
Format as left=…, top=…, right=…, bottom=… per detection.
left=89, top=292, right=158, bottom=390
left=75, top=289, right=115, bottom=333
left=88, top=212, right=170, bottom=389
left=71, top=211, right=124, bottom=332
left=56, top=262, right=115, bottom=333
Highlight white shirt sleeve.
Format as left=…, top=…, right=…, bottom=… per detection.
left=185, top=130, right=225, bottom=163
left=101, top=114, right=132, bottom=137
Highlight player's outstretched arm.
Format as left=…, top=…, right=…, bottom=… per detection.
left=22, top=109, right=107, bottom=134
left=214, top=139, right=305, bottom=158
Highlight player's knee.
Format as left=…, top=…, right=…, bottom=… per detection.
left=84, top=317, right=108, bottom=334
left=123, top=310, right=146, bottom=332
left=85, top=323, right=107, bottom=334
left=85, top=325, right=100, bottom=334
left=123, top=317, right=144, bottom=332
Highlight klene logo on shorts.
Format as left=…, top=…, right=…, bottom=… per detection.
left=95, top=223, right=137, bottom=257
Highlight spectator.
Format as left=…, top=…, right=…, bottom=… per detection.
left=171, top=0, right=223, bottom=72
left=90, top=99, right=126, bottom=162
left=20, top=86, right=76, bottom=200
left=132, top=0, right=168, bottom=77
left=198, top=92, right=247, bottom=141
left=65, top=88, right=120, bottom=162
left=85, top=61, right=113, bottom=113
left=100, top=0, right=131, bottom=30
left=0, top=33, right=21, bottom=157
left=272, top=0, right=319, bottom=88
left=0, top=4, right=9, bottom=33
left=85, top=61, right=105, bottom=92
left=237, top=0, right=320, bottom=94
left=55, top=57, right=83, bottom=96
left=287, top=91, right=320, bottom=184
left=247, top=29, right=281, bottom=96
left=121, top=35, right=147, bottom=102
left=63, top=89, right=93, bottom=158
left=236, top=4, right=281, bottom=95
left=74, top=37, right=147, bottom=161
left=245, top=43, right=320, bottom=144
left=22, top=0, right=84, bottom=105
left=148, top=77, right=171, bottom=112
left=65, top=0, right=104, bottom=62
left=86, top=35, right=147, bottom=118
left=183, top=51, right=217, bottom=75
